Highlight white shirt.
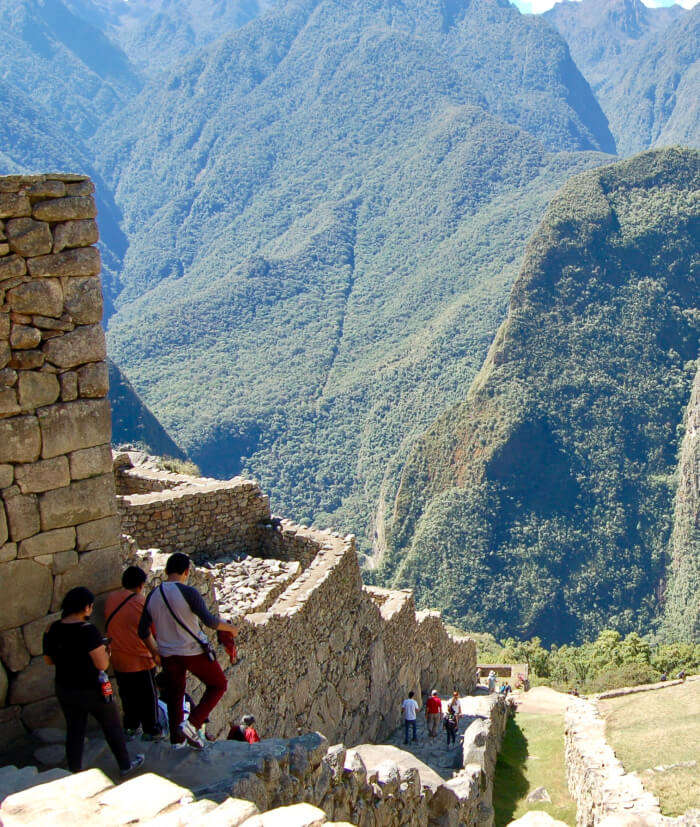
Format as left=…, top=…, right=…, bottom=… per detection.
left=402, top=698, right=419, bottom=721
left=448, top=698, right=462, bottom=716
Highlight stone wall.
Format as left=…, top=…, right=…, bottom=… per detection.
left=0, top=175, right=121, bottom=760
left=564, top=695, right=696, bottom=827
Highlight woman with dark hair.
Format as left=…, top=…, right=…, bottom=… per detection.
left=43, top=586, right=144, bottom=776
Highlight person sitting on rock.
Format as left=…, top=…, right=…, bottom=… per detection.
left=227, top=719, right=248, bottom=741
left=242, top=714, right=261, bottom=743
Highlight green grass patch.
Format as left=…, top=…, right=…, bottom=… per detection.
left=599, top=680, right=700, bottom=817
left=493, top=712, right=577, bottom=826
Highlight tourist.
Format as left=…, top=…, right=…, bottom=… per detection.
left=444, top=708, right=458, bottom=746
left=242, top=714, right=261, bottom=743
left=138, top=552, right=238, bottom=749
left=488, top=670, right=497, bottom=693
left=425, top=690, right=443, bottom=737
left=448, top=690, right=462, bottom=722
left=660, top=671, right=668, bottom=682
left=402, top=691, right=419, bottom=744
left=43, top=586, right=144, bottom=776
left=227, top=718, right=248, bottom=742
left=104, top=566, right=164, bottom=741
left=677, top=669, right=686, bottom=681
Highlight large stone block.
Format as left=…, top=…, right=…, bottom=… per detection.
left=23, top=612, right=60, bottom=657
left=0, top=659, right=7, bottom=707
left=27, top=247, right=100, bottom=278
left=52, top=220, right=99, bottom=254
left=75, top=515, right=120, bottom=552
left=0, top=312, right=9, bottom=338
left=8, top=656, right=54, bottom=705
left=5, top=218, right=53, bottom=257
left=26, top=180, right=66, bottom=199
left=7, top=280, right=63, bottom=317
left=38, top=399, right=111, bottom=459
left=20, top=696, right=64, bottom=731
left=0, top=542, right=17, bottom=562
left=0, top=341, right=10, bottom=370
left=53, top=547, right=122, bottom=609
left=42, top=325, right=106, bottom=369
left=69, top=445, right=112, bottom=481
left=0, top=194, right=31, bottom=219
left=17, top=371, right=60, bottom=411
left=0, top=387, right=20, bottom=416
left=10, top=324, right=42, bottom=349
left=97, top=774, right=194, bottom=823
left=0, top=415, right=40, bottom=463
left=0, top=627, right=30, bottom=672
left=3, top=488, right=40, bottom=541
left=39, top=474, right=117, bottom=531
left=0, top=559, right=52, bottom=630
left=0, top=503, right=7, bottom=545
left=51, top=550, right=78, bottom=575
left=58, top=371, right=78, bottom=402
left=77, top=362, right=108, bottom=398
left=62, top=277, right=103, bottom=325
left=18, top=527, right=75, bottom=558
left=32, top=196, right=96, bottom=223
left=8, top=349, right=45, bottom=370
left=0, top=708, right=28, bottom=754
left=14, top=457, right=70, bottom=495
left=0, top=254, right=27, bottom=282
left=65, top=181, right=94, bottom=197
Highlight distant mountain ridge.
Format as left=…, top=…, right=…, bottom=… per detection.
left=380, top=148, right=700, bottom=643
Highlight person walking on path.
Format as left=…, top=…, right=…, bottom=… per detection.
left=488, top=670, right=497, bottom=693
left=402, top=691, right=419, bottom=744
left=138, top=552, right=237, bottom=749
left=425, top=690, right=442, bottom=737
left=448, top=690, right=462, bottom=723
left=104, top=566, right=163, bottom=740
left=43, top=586, right=144, bottom=776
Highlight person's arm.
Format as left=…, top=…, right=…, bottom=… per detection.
left=88, top=644, right=109, bottom=671
left=138, top=597, right=154, bottom=640
left=179, top=584, right=238, bottom=634
left=143, top=633, right=161, bottom=666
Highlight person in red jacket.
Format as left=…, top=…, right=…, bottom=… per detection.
left=425, top=690, right=443, bottom=737
left=242, top=714, right=260, bottom=743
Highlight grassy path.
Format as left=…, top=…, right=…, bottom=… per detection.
left=493, top=689, right=577, bottom=826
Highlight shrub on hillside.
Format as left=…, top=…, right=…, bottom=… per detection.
left=586, top=662, right=659, bottom=693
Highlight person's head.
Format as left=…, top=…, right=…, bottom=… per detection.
left=431, top=690, right=438, bottom=696
left=61, top=586, right=95, bottom=619
left=166, top=552, right=190, bottom=577
left=452, top=690, right=459, bottom=698
left=408, top=691, right=414, bottom=699
left=242, top=714, right=256, bottom=727
left=122, top=565, right=147, bottom=591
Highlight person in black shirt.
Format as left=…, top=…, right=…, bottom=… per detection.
left=43, top=586, right=144, bottom=776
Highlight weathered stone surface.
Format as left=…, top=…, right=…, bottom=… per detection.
left=58, top=371, right=78, bottom=402
left=42, top=324, right=105, bottom=369
left=32, top=315, right=73, bottom=332
left=51, top=550, right=78, bottom=575
left=69, top=445, right=112, bottom=481
left=0, top=501, right=6, bottom=546
left=0, top=253, right=27, bottom=281
left=39, top=474, right=116, bottom=530
left=17, top=372, right=60, bottom=411
left=202, top=799, right=260, bottom=827
left=18, top=527, right=75, bottom=558
left=0, top=627, right=31, bottom=672
left=8, top=349, right=45, bottom=370
left=3, top=488, right=40, bottom=541
left=38, top=399, right=111, bottom=459
left=26, top=181, right=66, bottom=199
left=62, top=277, right=103, bottom=325
left=0, top=559, right=52, bottom=630
left=0, top=387, right=20, bottom=416
left=0, top=341, right=10, bottom=370
left=7, top=280, right=63, bottom=317
left=77, top=362, right=108, bottom=398
left=0, top=368, right=18, bottom=387
left=0, top=312, right=9, bottom=338
left=28, top=247, right=100, bottom=280
left=52, top=220, right=98, bottom=254
left=0, top=659, right=7, bottom=707
left=23, top=612, right=60, bottom=657
left=75, top=514, right=120, bottom=553
left=259, top=804, right=328, bottom=827
left=0, top=708, right=28, bottom=754
left=0, top=542, right=17, bottom=562
left=527, top=786, right=552, bottom=803
left=10, top=324, right=42, bottom=349
left=53, top=547, right=121, bottom=608
left=0, top=463, right=13, bottom=488
left=32, top=196, right=96, bottom=223
left=20, top=696, right=64, bottom=731
left=509, top=813, right=569, bottom=827
left=96, top=773, right=192, bottom=823
left=8, top=656, right=54, bottom=705
left=15, top=457, right=70, bottom=495
left=65, top=181, right=94, bottom=197
left=0, top=194, right=31, bottom=219
left=5, top=218, right=53, bottom=257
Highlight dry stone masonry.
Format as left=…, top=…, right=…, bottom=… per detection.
left=0, top=175, right=121, bottom=760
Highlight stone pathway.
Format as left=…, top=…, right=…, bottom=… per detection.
left=381, top=694, right=489, bottom=780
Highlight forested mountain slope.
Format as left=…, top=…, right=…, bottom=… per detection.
left=544, top=0, right=698, bottom=156
left=380, top=149, right=700, bottom=644
left=100, top=0, right=614, bottom=550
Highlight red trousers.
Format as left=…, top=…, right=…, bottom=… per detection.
left=161, top=653, right=227, bottom=739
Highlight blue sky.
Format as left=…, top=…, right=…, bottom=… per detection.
left=513, top=0, right=698, bottom=15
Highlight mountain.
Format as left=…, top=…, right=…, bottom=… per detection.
left=544, top=0, right=698, bottom=156
left=98, top=0, right=615, bottom=552
left=108, top=360, right=185, bottom=459
left=378, top=148, right=700, bottom=644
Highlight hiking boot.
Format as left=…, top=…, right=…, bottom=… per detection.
left=120, top=754, right=145, bottom=777
left=180, top=719, right=205, bottom=749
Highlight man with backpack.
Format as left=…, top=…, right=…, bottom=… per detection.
left=138, top=552, right=238, bottom=749
left=104, top=566, right=163, bottom=740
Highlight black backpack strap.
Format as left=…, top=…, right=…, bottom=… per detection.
left=158, top=584, right=206, bottom=647
left=105, top=592, right=137, bottom=629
